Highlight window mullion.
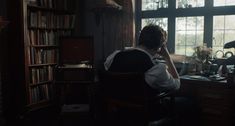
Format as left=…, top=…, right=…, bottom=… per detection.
left=135, top=0, right=142, bottom=45
left=167, top=0, right=175, bottom=53
left=168, top=16, right=175, bottom=53
left=204, top=0, right=213, bottom=47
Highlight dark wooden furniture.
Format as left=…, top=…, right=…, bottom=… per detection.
left=24, top=0, right=76, bottom=111
left=55, top=66, right=96, bottom=126
left=55, top=36, right=95, bottom=126
left=179, top=77, right=235, bottom=126
left=98, top=71, right=175, bottom=126
left=2, top=0, right=76, bottom=123
left=55, top=66, right=95, bottom=104
left=55, top=36, right=95, bottom=104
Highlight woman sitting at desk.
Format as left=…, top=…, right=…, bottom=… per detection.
left=104, top=24, right=198, bottom=126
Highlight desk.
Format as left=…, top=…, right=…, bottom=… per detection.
left=179, top=76, right=235, bottom=126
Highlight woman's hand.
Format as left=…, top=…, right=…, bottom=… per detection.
left=158, top=44, right=179, bottom=79
left=159, top=44, right=170, bottom=59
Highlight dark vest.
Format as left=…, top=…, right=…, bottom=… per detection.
left=109, top=49, right=154, bottom=73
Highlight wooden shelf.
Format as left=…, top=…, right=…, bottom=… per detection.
left=27, top=99, right=51, bottom=110
left=31, top=45, right=58, bottom=48
left=27, top=4, right=73, bottom=14
left=28, top=27, right=74, bottom=31
left=29, top=81, right=54, bottom=87
left=28, top=63, right=57, bottom=67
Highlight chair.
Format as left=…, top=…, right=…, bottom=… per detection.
left=98, top=71, right=175, bottom=126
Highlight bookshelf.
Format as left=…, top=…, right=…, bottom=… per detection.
left=24, top=0, right=76, bottom=110
left=1, top=0, right=77, bottom=122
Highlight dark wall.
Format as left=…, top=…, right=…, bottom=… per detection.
left=0, top=0, right=7, bottom=125
left=74, top=0, right=134, bottom=69
left=1, top=0, right=25, bottom=123
left=0, top=0, right=7, bottom=16
left=0, top=0, right=7, bottom=84
left=73, top=0, right=104, bottom=68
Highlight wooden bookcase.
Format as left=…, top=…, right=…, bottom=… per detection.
left=25, top=0, right=76, bottom=109
left=2, top=0, right=76, bottom=121
left=55, top=37, right=95, bottom=104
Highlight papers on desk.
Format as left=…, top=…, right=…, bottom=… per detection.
left=208, top=74, right=226, bottom=81
left=180, top=75, right=211, bottom=81
left=180, top=74, right=226, bottom=81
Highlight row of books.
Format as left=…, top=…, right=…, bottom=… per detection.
left=29, top=84, right=51, bottom=104
left=28, top=0, right=68, bottom=10
left=30, top=66, right=53, bottom=84
left=28, top=30, right=72, bottom=46
left=29, top=48, right=57, bottom=65
left=29, top=30, right=57, bottom=46
left=28, top=10, right=76, bottom=29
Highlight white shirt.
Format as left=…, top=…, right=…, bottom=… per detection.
left=104, top=47, right=180, bottom=92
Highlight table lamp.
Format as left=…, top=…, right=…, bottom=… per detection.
left=223, top=40, right=235, bottom=65
left=224, top=40, right=235, bottom=49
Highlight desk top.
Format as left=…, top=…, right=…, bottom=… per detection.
left=179, top=74, right=234, bottom=89
left=180, top=74, right=226, bottom=82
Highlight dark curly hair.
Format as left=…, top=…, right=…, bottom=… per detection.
left=138, top=24, right=166, bottom=50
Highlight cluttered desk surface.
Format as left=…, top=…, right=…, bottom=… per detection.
left=179, top=74, right=234, bottom=91
left=180, top=74, right=226, bottom=82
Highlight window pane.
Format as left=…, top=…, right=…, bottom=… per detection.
left=196, top=31, right=204, bottom=43
left=141, top=18, right=168, bottom=31
left=213, top=30, right=224, bottom=47
left=142, top=0, right=168, bottom=11
left=176, top=31, right=186, bottom=46
left=225, top=15, right=235, bottom=29
left=213, top=15, right=235, bottom=56
left=176, top=0, right=204, bottom=8
left=175, top=16, right=204, bottom=56
left=213, top=16, right=225, bottom=29
left=175, top=46, right=195, bottom=56
left=176, top=17, right=186, bottom=30
left=214, top=0, right=235, bottom=6
left=186, top=31, right=196, bottom=46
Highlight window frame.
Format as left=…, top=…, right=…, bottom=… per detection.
left=135, top=0, right=235, bottom=54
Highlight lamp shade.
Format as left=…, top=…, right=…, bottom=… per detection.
left=224, top=40, right=235, bottom=49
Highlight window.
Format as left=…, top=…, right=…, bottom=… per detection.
left=176, top=0, right=204, bottom=8
left=175, top=16, right=204, bottom=56
left=142, top=0, right=168, bottom=10
left=213, top=15, right=235, bottom=56
left=141, top=18, right=168, bottom=31
left=137, top=0, right=235, bottom=57
left=214, top=0, right=235, bottom=6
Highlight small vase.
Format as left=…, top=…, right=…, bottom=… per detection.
left=196, top=63, right=203, bottom=74
left=202, top=57, right=212, bottom=76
